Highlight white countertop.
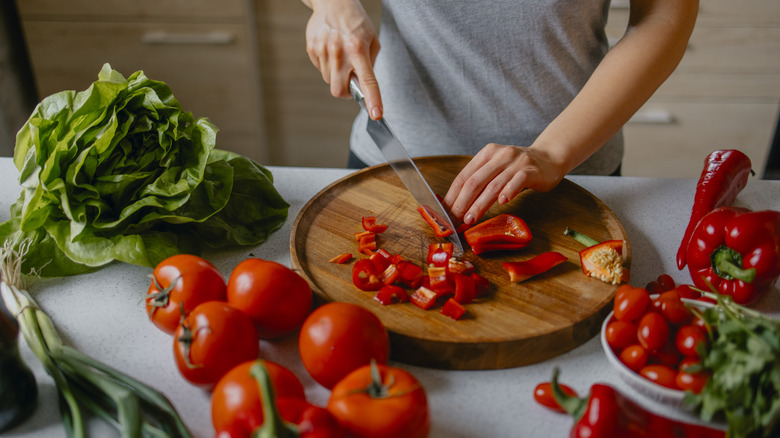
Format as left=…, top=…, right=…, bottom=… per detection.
left=2, top=158, right=779, bottom=437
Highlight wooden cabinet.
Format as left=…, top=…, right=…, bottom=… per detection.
left=607, top=0, right=780, bottom=178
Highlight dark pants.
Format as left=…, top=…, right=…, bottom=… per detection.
left=347, top=150, right=622, bottom=176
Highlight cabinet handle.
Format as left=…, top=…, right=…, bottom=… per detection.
left=141, top=31, right=235, bottom=45
left=628, top=110, right=676, bottom=125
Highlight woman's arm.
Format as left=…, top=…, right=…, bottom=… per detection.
left=301, top=0, right=383, bottom=120
left=444, top=0, right=699, bottom=225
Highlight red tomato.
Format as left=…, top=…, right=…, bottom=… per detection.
left=613, top=285, right=650, bottom=322
left=675, top=325, right=708, bottom=358
left=656, top=291, right=693, bottom=325
left=650, top=342, right=682, bottom=368
left=673, top=284, right=701, bottom=300
left=605, top=319, right=638, bottom=350
left=173, top=301, right=259, bottom=388
left=145, top=254, right=226, bottom=335
left=299, top=302, right=390, bottom=389
left=637, top=312, right=670, bottom=351
left=639, top=364, right=678, bottom=390
left=226, top=258, right=312, bottom=339
left=327, top=363, right=429, bottom=438
left=533, top=382, right=578, bottom=413
left=211, top=360, right=306, bottom=435
left=676, top=358, right=710, bottom=394
left=619, top=344, right=648, bottom=372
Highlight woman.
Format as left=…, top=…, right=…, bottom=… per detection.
left=301, top=0, right=698, bottom=225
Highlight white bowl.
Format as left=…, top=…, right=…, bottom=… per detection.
left=599, top=297, right=714, bottom=410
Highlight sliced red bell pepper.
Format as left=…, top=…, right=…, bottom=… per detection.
left=354, top=230, right=373, bottom=240
left=503, top=252, right=567, bottom=282
left=471, top=273, right=490, bottom=296
left=329, top=252, right=353, bottom=264
left=362, top=216, right=388, bottom=233
left=370, top=248, right=394, bottom=272
left=441, top=298, right=466, bottom=320
left=686, top=206, right=780, bottom=304
left=352, top=259, right=382, bottom=291
left=564, top=228, right=628, bottom=285
left=427, top=266, right=453, bottom=295
left=452, top=273, right=477, bottom=304
left=464, top=214, right=532, bottom=246
left=469, top=242, right=529, bottom=255
left=375, top=285, right=410, bottom=305
left=380, top=263, right=401, bottom=285
left=417, top=205, right=453, bottom=238
left=411, top=286, right=438, bottom=310
left=427, top=243, right=454, bottom=267
left=398, top=261, right=424, bottom=289
left=448, top=258, right=475, bottom=275
left=357, top=232, right=377, bottom=255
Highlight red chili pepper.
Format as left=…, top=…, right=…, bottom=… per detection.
left=441, top=298, right=466, bottom=320
left=685, top=206, right=780, bottom=304
left=417, top=205, right=453, bottom=238
left=464, top=214, right=532, bottom=254
left=503, top=252, right=567, bottom=282
left=564, top=228, right=628, bottom=285
left=676, top=150, right=753, bottom=270
left=352, top=259, right=382, bottom=291
left=550, top=369, right=725, bottom=438
left=329, top=253, right=353, bottom=264
left=362, top=216, right=388, bottom=233
left=250, top=362, right=345, bottom=438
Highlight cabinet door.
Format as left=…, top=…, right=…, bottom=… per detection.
left=20, top=20, right=265, bottom=162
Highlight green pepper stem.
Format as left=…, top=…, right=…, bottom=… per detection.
left=550, top=368, right=588, bottom=421
left=251, top=361, right=299, bottom=438
left=711, top=246, right=756, bottom=283
left=563, top=228, right=600, bottom=247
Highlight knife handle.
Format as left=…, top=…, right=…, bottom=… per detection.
left=349, top=76, right=365, bottom=104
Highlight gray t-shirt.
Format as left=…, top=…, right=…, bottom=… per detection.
left=350, top=0, right=623, bottom=175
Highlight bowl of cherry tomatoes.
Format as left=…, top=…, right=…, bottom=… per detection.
left=600, top=275, right=714, bottom=409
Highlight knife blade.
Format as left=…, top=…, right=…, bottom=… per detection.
left=349, top=77, right=464, bottom=252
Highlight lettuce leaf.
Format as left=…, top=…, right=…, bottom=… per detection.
left=0, top=64, right=289, bottom=277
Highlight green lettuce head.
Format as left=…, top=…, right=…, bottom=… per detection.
left=0, top=64, right=289, bottom=277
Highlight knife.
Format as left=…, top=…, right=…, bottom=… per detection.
left=349, top=77, right=464, bottom=252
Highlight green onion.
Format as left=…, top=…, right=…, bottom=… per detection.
left=0, top=239, right=192, bottom=438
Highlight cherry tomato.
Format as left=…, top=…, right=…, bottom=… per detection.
left=676, top=358, right=710, bottom=394
left=646, top=274, right=675, bottom=294
left=605, top=320, right=638, bottom=350
left=675, top=324, right=708, bottom=358
left=619, top=344, right=648, bottom=372
left=299, top=302, right=390, bottom=389
left=673, top=284, right=701, bottom=300
left=533, top=382, right=578, bottom=413
left=637, top=312, right=669, bottom=351
left=173, top=301, right=259, bottom=388
left=211, top=359, right=306, bottom=436
left=655, top=290, right=693, bottom=325
left=327, top=363, right=429, bottom=438
left=145, top=254, right=226, bottom=335
left=226, top=258, right=312, bottom=339
left=613, top=285, right=650, bottom=322
left=639, top=364, right=678, bottom=390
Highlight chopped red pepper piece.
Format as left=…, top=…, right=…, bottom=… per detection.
left=503, top=252, right=567, bottom=282
left=354, top=230, right=373, bottom=240
left=357, top=232, right=377, bottom=255
left=417, top=205, right=453, bottom=238
left=380, top=263, right=401, bottom=285
left=447, top=258, right=475, bottom=275
left=427, top=266, right=453, bottom=295
left=362, top=216, right=388, bottom=233
left=452, top=273, right=477, bottom=304
left=464, top=214, right=532, bottom=248
left=441, top=298, right=466, bottom=320
left=410, top=286, right=438, bottom=310
left=370, top=248, right=394, bottom=272
left=469, top=242, right=529, bottom=255
left=471, top=273, right=490, bottom=296
left=352, top=259, right=382, bottom=291
left=427, top=243, right=454, bottom=267
left=375, top=285, right=410, bottom=305
left=329, top=252, right=353, bottom=264
left=398, top=261, right=424, bottom=289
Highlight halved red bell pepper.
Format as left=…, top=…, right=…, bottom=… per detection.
left=564, top=228, right=628, bottom=285
left=685, top=206, right=780, bottom=304
left=464, top=214, right=532, bottom=255
left=411, top=286, right=438, bottom=310
left=362, top=216, right=388, bottom=233
left=375, top=285, right=410, bottom=305
left=352, top=259, right=382, bottom=291
left=503, top=252, right=567, bottom=282
left=441, top=298, right=466, bottom=320
left=417, top=205, right=453, bottom=238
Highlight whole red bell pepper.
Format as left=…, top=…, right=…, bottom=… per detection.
left=464, top=214, right=532, bottom=255
left=676, top=150, right=753, bottom=270
left=685, top=206, right=780, bottom=304
left=549, top=369, right=724, bottom=438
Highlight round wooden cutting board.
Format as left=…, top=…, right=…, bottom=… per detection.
left=290, top=156, right=631, bottom=370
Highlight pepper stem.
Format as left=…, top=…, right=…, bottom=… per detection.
left=250, top=361, right=299, bottom=438
left=550, top=368, right=588, bottom=421
left=711, top=246, right=756, bottom=283
left=563, top=228, right=600, bottom=247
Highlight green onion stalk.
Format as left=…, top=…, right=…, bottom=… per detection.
left=0, top=239, right=192, bottom=438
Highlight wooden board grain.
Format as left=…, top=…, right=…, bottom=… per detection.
left=290, top=156, right=631, bottom=370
